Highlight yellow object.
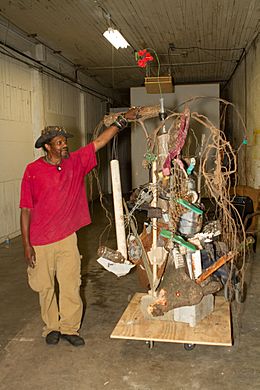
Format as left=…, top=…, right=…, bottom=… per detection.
left=145, top=76, right=174, bottom=94
left=253, top=129, right=260, bottom=146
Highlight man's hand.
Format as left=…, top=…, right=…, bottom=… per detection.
left=20, top=208, right=36, bottom=267
left=124, top=106, right=141, bottom=121
left=24, top=245, right=36, bottom=268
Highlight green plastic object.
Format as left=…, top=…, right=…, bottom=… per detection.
left=173, top=235, right=197, bottom=251
left=144, top=151, right=157, bottom=163
left=176, top=198, right=203, bottom=215
left=160, top=229, right=197, bottom=251
left=160, top=228, right=172, bottom=239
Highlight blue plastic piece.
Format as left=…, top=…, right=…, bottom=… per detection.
left=187, top=160, right=195, bottom=175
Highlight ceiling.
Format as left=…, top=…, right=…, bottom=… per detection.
left=0, top=0, right=259, bottom=95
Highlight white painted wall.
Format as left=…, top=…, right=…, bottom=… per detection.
left=224, top=34, right=260, bottom=188
left=131, top=84, right=219, bottom=188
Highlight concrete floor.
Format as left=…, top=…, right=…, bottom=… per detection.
left=0, top=201, right=260, bottom=390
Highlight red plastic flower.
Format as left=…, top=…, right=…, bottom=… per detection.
left=138, top=49, right=147, bottom=57
left=136, top=49, right=154, bottom=68
left=138, top=59, right=147, bottom=68
left=145, top=53, right=154, bottom=62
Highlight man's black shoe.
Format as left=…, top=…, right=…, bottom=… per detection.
left=46, top=331, right=60, bottom=345
left=61, top=334, right=85, bottom=346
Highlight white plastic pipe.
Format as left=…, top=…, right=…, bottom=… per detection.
left=151, top=160, right=158, bottom=294
left=110, top=160, right=127, bottom=259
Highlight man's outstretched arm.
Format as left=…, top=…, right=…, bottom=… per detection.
left=93, top=124, right=120, bottom=152
left=93, top=107, right=139, bottom=152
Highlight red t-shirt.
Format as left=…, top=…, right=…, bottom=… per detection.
left=20, top=143, right=97, bottom=246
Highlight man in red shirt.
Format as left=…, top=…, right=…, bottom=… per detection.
left=20, top=108, right=138, bottom=347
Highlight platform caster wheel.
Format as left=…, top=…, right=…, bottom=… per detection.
left=184, top=343, right=196, bottom=351
left=145, top=341, right=154, bottom=349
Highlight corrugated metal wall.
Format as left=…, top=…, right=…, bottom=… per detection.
left=225, top=34, right=260, bottom=188
left=0, top=53, right=107, bottom=243
left=42, top=75, right=80, bottom=149
left=0, top=55, right=33, bottom=242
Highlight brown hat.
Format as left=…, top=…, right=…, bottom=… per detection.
left=35, top=126, right=73, bottom=148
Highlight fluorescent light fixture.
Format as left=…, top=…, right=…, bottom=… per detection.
left=103, top=27, right=129, bottom=49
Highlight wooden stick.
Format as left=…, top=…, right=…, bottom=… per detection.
left=196, top=236, right=254, bottom=284
left=103, top=106, right=160, bottom=127
left=196, top=252, right=235, bottom=284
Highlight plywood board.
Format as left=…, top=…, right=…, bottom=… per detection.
left=111, top=293, right=232, bottom=346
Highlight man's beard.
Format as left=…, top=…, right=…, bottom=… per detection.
left=61, top=149, right=70, bottom=159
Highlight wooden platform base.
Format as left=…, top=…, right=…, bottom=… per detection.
left=111, top=293, right=232, bottom=346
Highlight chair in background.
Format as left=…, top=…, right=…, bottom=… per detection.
left=231, top=185, right=260, bottom=251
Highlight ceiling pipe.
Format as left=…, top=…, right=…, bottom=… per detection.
left=86, top=60, right=238, bottom=71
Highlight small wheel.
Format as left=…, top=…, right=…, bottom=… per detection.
left=184, top=343, right=196, bottom=351
left=145, top=340, right=154, bottom=349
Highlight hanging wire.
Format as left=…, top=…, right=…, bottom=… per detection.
left=111, top=134, right=119, bottom=160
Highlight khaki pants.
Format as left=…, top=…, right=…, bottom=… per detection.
left=28, top=233, right=83, bottom=336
